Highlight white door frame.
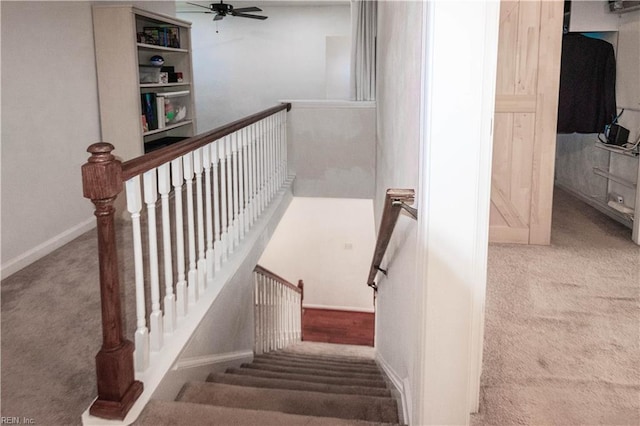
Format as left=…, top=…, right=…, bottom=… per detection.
left=413, top=1, right=500, bottom=424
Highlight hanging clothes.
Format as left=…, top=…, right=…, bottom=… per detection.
left=557, top=33, right=617, bottom=134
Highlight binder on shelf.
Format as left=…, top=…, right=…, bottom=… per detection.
left=141, top=93, right=158, bottom=131
left=156, top=95, right=165, bottom=129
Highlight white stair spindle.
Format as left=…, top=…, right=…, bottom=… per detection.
left=275, top=112, right=281, bottom=188
left=126, top=176, right=149, bottom=372
left=171, top=159, right=188, bottom=317
left=183, top=152, right=199, bottom=305
left=193, top=148, right=207, bottom=294
left=219, top=138, right=229, bottom=262
left=158, top=163, right=176, bottom=333
left=269, top=115, right=275, bottom=200
left=203, top=145, right=215, bottom=286
left=232, top=132, right=240, bottom=247
left=225, top=136, right=234, bottom=254
left=248, top=124, right=256, bottom=226
left=283, top=109, right=289, bottom=181
left=143, top=170, right=163, bottom=351
left=211, top=143, right=222, bottom=271
left=254, top=274, right=259, bottom=354
left=258, top=119, right=266, bottom=215
left=240, top=128, right=248, bottom=237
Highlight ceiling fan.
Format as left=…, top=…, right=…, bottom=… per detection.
left=185, top=1, right=268, bottom=21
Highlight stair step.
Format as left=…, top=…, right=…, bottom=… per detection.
left=134, top=400, right=399, bottom=425
left=240, top=362, right=385, bottom=381
left=275, top=350, right=378, bottom=365
left=227, top=366, right=388, bottom=388
left=207, top=372, right=392, bottom=397
left=176, top=382, right=400, bottom=423
left=254, top=354, right=381, bottom=373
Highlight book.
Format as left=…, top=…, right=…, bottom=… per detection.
left=141, top=93, right=158, bottom=131
left=156, top=95, right=165, bottom=129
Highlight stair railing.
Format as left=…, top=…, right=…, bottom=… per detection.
left=253, top=265, right=303, bottom=354
left=367, top=189, right=417, bottom=291
left=81, top=103, right=291, bottom=420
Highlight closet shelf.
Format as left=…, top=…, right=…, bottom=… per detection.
left=595, top=142, right=639, bottom=158
left=593, top=167, right=638, bottom=189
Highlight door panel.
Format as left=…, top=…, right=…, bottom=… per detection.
left=490, top=0, right=563, bottom=244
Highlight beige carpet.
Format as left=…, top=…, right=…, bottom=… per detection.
left=135, top=349, right=400, bottom=425
left=472, top=188, right=640, bottom=425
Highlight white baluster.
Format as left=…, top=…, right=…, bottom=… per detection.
left=283, top=110, right=288, bottom=182
left=183, top=152, right=199, bottom=305
left=171, top=159, right=188, bottom=317
left=269, top=115, right=275, bottom=200
left=211, top=143, right=222, bottom=271
left=232, top=132, right=240, bottom=248
left=240, top=128, right=248, bottom=238
left=254, top=274, right=259, bottom=354
left=143, top=170, right=163, bottom=351
left=248, top=124, right=256, bottom=227
left=219, top=138, right=229, bottom=262
left=158, top=163, right=176, bottom=333
left=261, top=275, right=267, bottom=354
left=203, top=145, right=215, bottom=286
left=126, top=176, right=149, bottom=372
left=275, top=112, right=281, bottom=189
left=258, top=119, right=266, bottom=215
left=193, top=148, right=207, bottom=294
left=225, top=136, right=234, bottom=254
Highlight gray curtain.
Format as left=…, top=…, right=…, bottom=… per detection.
left=350, top=0, right=377, bottom=101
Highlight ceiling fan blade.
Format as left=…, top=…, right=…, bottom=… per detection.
left=231, top=12, right=268, bottom=19
left=213, top=13, right=224, bottom=21
left=187, top=2, right=213, bottom=10
left=232, top=6, right=262, bottom=13
left=180, top=11, right=213, bottom=13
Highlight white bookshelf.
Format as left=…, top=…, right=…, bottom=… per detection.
left=93, top=6, right=197, bottom=160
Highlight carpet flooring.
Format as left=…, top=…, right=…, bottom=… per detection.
left=471, top=188, right=640, bottom=425
left=134, top=349, right=401, bottom=425
left=1, top=188, right=638, bottom=425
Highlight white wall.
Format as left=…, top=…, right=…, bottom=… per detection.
left=179, top=4, right=351, bottom=131
left=373, top=1, right=423, bottom=421
left=259, top=197, right=375, bottom=312
left=1, top=2, right=100, bottom=277
left=0, top=1, right=175, bottom=278
left=287, top=100, right=376, bottom=199
left=375, top=1, right=499, bottom=424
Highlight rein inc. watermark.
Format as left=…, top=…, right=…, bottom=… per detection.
left=1, top=417, right=35, bottom=425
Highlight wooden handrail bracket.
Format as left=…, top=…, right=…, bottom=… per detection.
left=367, top=189, right=417, bottom=290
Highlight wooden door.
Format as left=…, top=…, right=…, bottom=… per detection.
left=490, top=0, right=564, bottom=244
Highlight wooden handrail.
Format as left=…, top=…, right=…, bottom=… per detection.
left=254, top=264, right=303, bottom=294
left=122, top=102, right=291, bottom=180
left=367, top=189, right=417, bottom=290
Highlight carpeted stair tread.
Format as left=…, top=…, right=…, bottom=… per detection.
left=226, top=367, right=388, bottom=388
left=240, top=362, right=385, bottom=381
left=275, top=350, right=378, bottom=365
left=134, top=400, right=399, bottom=426
left=253, top=354, right=381, bottom=373
left=176, top=381, right=399, bottom=423
left=207, top=372, right=392, bottom=397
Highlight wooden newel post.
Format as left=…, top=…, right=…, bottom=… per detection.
left=298, top=280, right=304, bottom=341
left=82, top=143, right=143, bottom=420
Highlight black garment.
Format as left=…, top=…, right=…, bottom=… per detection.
left=557, top=34, right=617, bottom=134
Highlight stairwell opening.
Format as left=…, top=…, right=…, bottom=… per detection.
left=258, top=197, right=377, bottom=346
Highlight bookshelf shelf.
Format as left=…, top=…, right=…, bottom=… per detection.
left=140, top=82, right=191, bottom=88
left=93, top=6, right=197, bottom=161
left=137, top=43, right=189, bottom=53
left=143, top=120, right=193, bottom=137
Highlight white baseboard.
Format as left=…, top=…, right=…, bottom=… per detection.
left=173, top=350, right=253, bottom=371
left=376, top=353, right=410, bottom=424
left=303, top=304, right=375, bottom=314
left=1, top=217, right=95, bottom=279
